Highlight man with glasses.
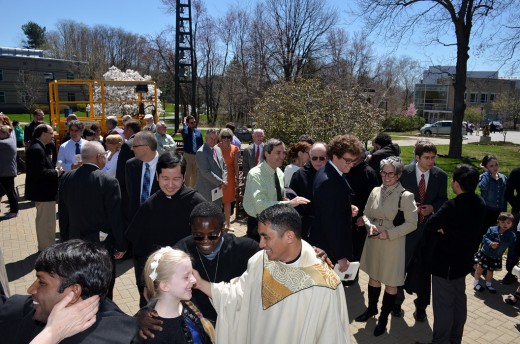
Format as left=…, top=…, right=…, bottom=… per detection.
left=58, top=141, right=127, bottom=299
left=393, top=141, right=447, bottom=321
left=311, top=135, right=364, bottom=273
left=181, top=115, right=203, bottom=187
left=57, top=119, right=86, bottom=171
left=126, top=152, right=206, bottom=307
left=25, top=124, right=62, bottom=251
left=289, top=142, right=328, bottom=238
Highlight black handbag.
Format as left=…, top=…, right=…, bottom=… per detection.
left=393, top=190, right=406, bottom=226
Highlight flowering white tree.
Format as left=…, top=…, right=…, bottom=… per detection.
left=87, top=66, right=164, bottom=117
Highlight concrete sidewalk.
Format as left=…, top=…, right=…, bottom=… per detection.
left=1, top=174, right=519, bottom=343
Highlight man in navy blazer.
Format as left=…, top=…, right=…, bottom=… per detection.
left=310, top=135, right=364, bottom=273
left=394, top=141, right=448, bottom=321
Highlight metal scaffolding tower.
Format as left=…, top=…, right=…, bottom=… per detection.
left=175, top=0, right=197, bottom=130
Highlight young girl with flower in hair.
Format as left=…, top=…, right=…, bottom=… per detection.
left=139, top=247, right=214, bottom=344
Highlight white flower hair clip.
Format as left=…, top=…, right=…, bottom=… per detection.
left=149, top=246, right=174, bottom=282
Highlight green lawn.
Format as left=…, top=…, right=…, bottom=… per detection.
left=400, top=142, right=520, bottom=199
left=6, top=112, right=88, bottom=124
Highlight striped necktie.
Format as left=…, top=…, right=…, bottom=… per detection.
left=140, top=163, right=150, bottom=205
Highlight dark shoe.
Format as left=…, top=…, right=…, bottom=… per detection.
left=473, top=283, right=485, bottom=292
left=392, top=305, right=403, bottom=317
left=374, top=317, right=388, bottom=336
left=486, top=285, right=497, bottom=294
left=505, top=296, right=518, bottom=305
left=502, top=273, right=517, bottom=285
left=413, top=309, right=427, bottom=322
left=2, top=212, right=18, bottom=219
left=355, top=308, right=378, bottom=322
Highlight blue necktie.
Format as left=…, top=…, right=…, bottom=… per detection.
left=192, top=131, right=197, bottom=152
left=75, top=142, right=80, bottom=155
left=140, top=163, right=150, bottom=205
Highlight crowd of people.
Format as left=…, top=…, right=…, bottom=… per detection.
left=0, top=110, right=519, bottom=344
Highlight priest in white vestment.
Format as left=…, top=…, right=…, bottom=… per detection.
left=194, top=204, right=352, bottom=344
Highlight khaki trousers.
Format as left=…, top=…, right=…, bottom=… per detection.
left=184, top=153, right=198, bottom=187
left=35, top=201, right=57, bottom=251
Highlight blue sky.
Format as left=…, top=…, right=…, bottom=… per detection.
left=1, top=0, right=515, bottom=77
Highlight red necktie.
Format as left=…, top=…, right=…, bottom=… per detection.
left=418, top=173, right=425, bottom=224
left=255, top=145, right=260, bottom=165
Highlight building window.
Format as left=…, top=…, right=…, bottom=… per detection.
left=0, top=70, right=3, bottom=81
left=0, top=92, right=5, bottom=103
left=67, top=93, right=76, bottom=102
left=464, top=92, right=467, bottom=100
left=470, top=93, right=478, bottom=103
left=19, top=70, right=25, bottom=79
left=66, top=72, right=74, bottom=80
left=480, top=93, right=488, bottom=103
left=490, top=93, right=496, bottom=102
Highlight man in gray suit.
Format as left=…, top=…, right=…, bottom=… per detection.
left=242, top=128, right=265, bottom=184
left=195, top=128, right=227, bottom=207
left=393, top=141, right=448, bottom=322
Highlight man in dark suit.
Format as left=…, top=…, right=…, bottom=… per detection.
left=125, top=131, right=160, bottom=222
left=393, top=141, right=448, bottom=321
left=423, top=164, right=485, bottom=344
left=25, top=124, right=61, bottom=251
left=23, top=108, right=44, bottom=147
left=58, top=141, right=127, bottom=299
left=310, top=135, right=364, bottom=273
left=242, top=128, right=265, bottom=184
left=367, top=132, right=401, bottom=182
left=346, top=151, right=380, bottom=275
left=195, top=128, right=227, bottom=207
left=289, top=142, right=327, bottom=238
left=116, top=119, right=141, bottom=227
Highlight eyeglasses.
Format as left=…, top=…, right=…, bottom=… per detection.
left=189, top=121, right=196, bottom=125
left=97, top=151, right=109, bottom=157
left=311, top=156, right=326, bottom=161
left=221, top=135, right=232, bottom=139
left=192, top=233, right=221, bottom=241
left=342, top=157, right=356, bottom=165
left=132, top=144, right=148, bottom=148
left=380, top=171, right=396, bottom=178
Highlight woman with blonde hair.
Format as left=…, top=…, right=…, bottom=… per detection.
left=101, top=134, right=123, bottom=177
left=218, top=128, right=239, bottom=231
left=284, top=141, right=311, bottom=187
left=139, top=247, right=214, bottom=343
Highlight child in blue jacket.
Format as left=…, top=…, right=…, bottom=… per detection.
left=473, top=212, right=516, bottom=293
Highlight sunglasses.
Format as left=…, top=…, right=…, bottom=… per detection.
left=221, top=135, right=232, bottom=139
left=192, top=233, right=221, bottom=241
left=311, top=156, right=326, bottom=161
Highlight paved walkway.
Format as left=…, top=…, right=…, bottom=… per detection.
left=1, top=174, right=519, bottom=343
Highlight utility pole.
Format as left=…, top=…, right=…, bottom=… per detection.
left=175, top=0, right=197, bottom=131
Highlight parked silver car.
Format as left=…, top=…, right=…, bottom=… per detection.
left=420, top=120, right=465, bottom=136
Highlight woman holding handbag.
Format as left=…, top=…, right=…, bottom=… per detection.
left=355, top=156, right=417, bottom=336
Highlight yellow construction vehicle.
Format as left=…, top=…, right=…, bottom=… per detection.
left=48, top=79, right=159, bottom=144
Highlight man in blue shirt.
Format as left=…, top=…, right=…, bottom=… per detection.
left=181, top=115, right=203, bottom=187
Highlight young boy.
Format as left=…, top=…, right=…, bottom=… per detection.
left=473, top=212, right=516, bottom=293
left=423, top=164, right=486, bottom=344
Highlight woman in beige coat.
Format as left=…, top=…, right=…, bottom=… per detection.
left=355, top=157, right=417, bottom=336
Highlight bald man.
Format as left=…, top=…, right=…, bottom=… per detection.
left=58, top=141, right=127, bottom=299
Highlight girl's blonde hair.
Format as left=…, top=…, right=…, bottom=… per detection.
left=143, top=247, right=215, bottom=343
left=143, top=247, right=190, bottom=301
